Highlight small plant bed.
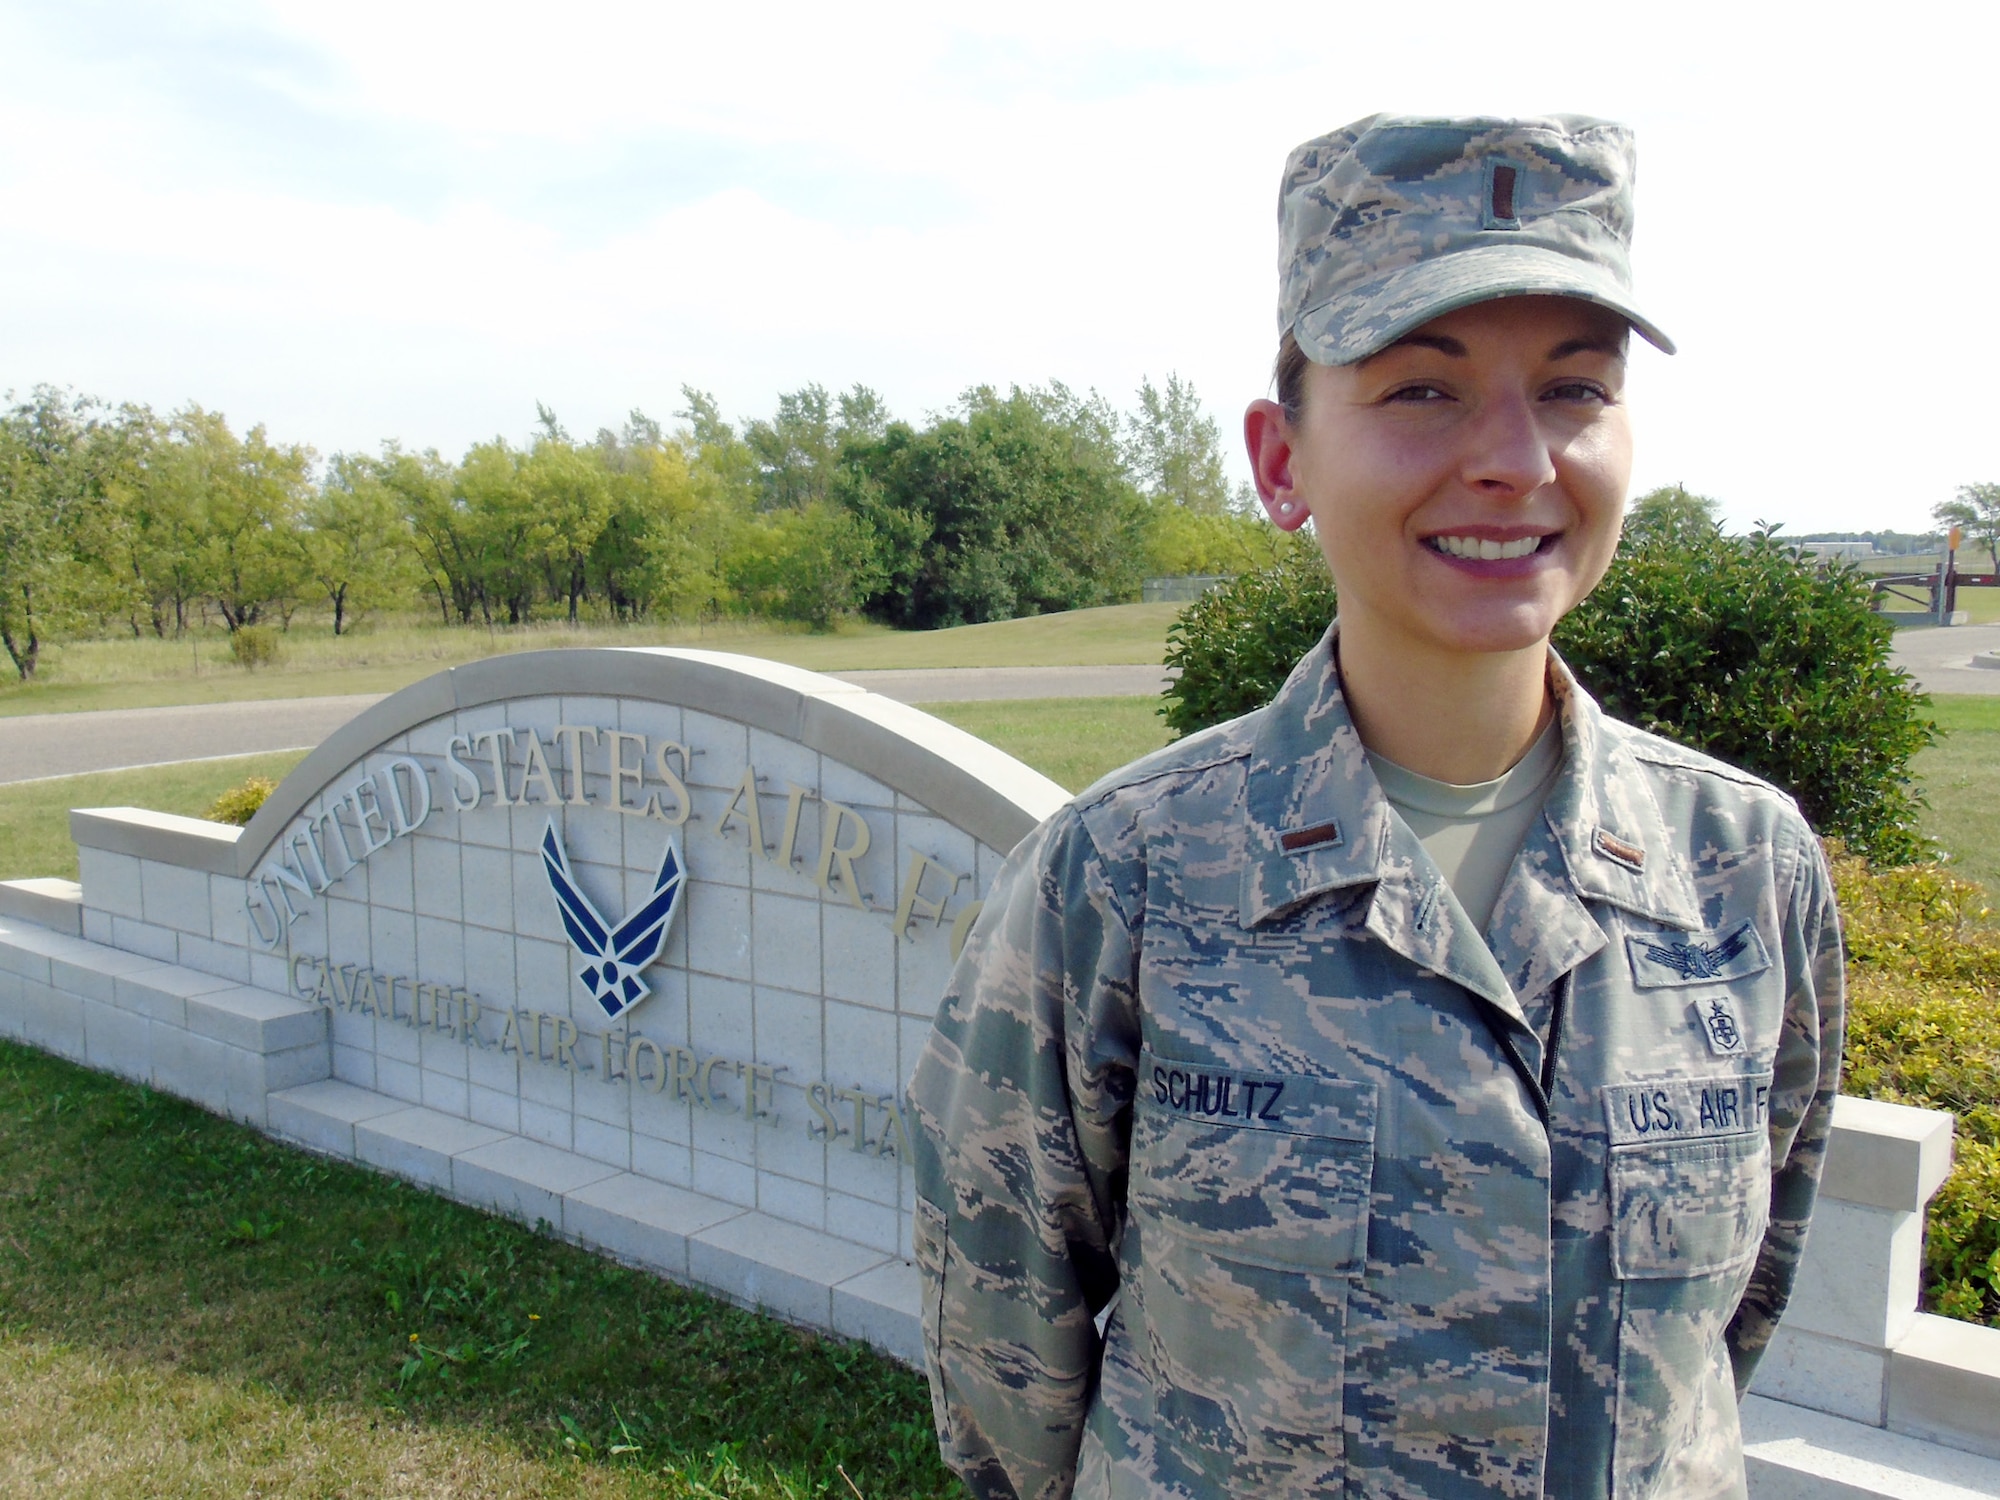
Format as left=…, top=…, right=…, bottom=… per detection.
left=0, top=1042, right=958, bottom=1497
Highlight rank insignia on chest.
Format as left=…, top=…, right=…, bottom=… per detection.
left=1623, top=921, right=1771, bottom=990
left=1697, top=996, right=1745, bottom=1054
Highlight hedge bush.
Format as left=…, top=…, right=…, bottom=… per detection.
left=1160, top=520, right=1935, bottom=862
left=1557, top=519, right=1935, bottom=864
left=1833, top=849, right=2000, bottom=1326
left=230, top=624, right=282, bottom=669
left=1160, top=530, right=1334, bottom=737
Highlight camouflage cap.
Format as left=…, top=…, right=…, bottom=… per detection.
left=1279, top=113, right=1675, bottom=365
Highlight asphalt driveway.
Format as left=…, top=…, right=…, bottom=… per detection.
left=0, top=664, right=1175, bottom=785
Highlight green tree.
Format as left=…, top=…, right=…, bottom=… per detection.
left=745, top=384, right=835, bottom=510
left=0, top=389, right=97, bottom=677
left=724, top=500, right=885, bottom=630
left=1141, top=506, right=1290, bottom=580
left=378, top=445, right=478, bottom=625
left=1557, top=527, right=1935, bottom=862
left=458, top=441, right=543, bottom=626
left=838, top=382, right=1146, bottom=628
left=677, top=387, right=760, bottom=511
left=1626, top=484, right=1722, bottom=539
left=592, top=413, right=737, bottom=620
left=837, top=385, right=890, bottom=445
left=520, top=430, right=614, bottom=622
left=1159, top=530, right=1335, bottom=736
left=160, top=407, right=313, bottom=632
left=304, top=455, right=417, bottom=635
left=1125, top=373, right=1233, bottom=515
left=1933, top=483, right=2000, bottom=572
left=744, top=383, right=894, bottom=512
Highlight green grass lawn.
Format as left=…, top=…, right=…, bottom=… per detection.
left=1915, top=695, right=2000, bottom=897
left=0, top=752, right=312, bottom=884
left=0, top=1042, right=954, bottom=1498
left=0, top=605, right=1183, bottom=719
left=921, top=697, right=1173, bottom=794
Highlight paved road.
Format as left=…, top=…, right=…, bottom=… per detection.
left=1882, top=622, right=2000, bottom=696
left=0, top=664, right=1175, bottom=786
left=2, top=628, right=1982, bottom=789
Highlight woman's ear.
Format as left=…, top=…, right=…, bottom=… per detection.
left=1245, top=399, right=1310, bottom=532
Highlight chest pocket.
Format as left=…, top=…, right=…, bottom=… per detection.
left=1603, top=1074, right=1774, bottom=1279
left=1602, top=1076, right=1773, bottom=1498
left=1123, top=1048, right=1376, bottom=1497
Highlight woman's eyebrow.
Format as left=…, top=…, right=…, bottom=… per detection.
left=1548, top=336, right=1628, bottom=360
left=1379, top=333, right=1467, bottom=358
left=1384, top=332, right=1464, bottom=358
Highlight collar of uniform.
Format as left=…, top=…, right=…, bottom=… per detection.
left=1543, top=657, right=1703, bottom=931
left=1238, top=626, right=1399, bottom=928
left=1236, top=631, right=1703, bottom=933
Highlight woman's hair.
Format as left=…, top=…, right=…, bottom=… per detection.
left=1275, top=328, right=1310, bottom=420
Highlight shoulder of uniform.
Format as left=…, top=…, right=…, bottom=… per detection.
left=1068, top=708, right=1257, bottom=816
left=1608, top=717, right=1797, bottom=805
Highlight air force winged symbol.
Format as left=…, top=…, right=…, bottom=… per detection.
left=540, top=821, right=685, bottom=1021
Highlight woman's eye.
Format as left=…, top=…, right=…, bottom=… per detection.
left=1384, top=383, right=1451, bottom=403
left=1545, top=380, right=1610, bottom=403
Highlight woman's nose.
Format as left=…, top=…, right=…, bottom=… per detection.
left=1458, top=394, right=1558, bottom=498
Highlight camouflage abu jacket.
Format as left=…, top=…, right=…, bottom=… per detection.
left=906, top=634, right=1845, bottom=1500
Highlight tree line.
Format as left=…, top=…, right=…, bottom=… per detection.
left=0, top=376, right=1284, bottom=679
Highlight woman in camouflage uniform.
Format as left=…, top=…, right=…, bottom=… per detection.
left=908, top=114, right=1844, bottom=1500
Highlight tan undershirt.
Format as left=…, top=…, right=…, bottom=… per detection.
left=1366, top=718, right=1563, bottom=935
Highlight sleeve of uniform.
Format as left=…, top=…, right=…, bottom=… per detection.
left=905, top=806, right=1142, bottom=1500
left=1726, top=823, right=1846, bottom=1394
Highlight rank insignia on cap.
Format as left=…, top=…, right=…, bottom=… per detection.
left=1483, top=157, right=1523, bottom=230
left=1624, top=921, right=1771, bottom=989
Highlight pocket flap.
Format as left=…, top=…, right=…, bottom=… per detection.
left=1608, top=1130, right=1770, bottom=1279
left=1131, top=1048, right=1376, bottom=1275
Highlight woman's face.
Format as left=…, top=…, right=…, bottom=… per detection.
left=1248, top=295, right=1633, bottom=668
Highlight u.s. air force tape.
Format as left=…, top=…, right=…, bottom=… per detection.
left=1602, top=1073, right=1774, bottom=1146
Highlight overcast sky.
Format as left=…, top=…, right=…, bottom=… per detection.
left=0, top=2, right=1989, bottom=534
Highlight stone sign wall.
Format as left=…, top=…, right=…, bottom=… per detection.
left=0, top=648, right=1067, bottom=1359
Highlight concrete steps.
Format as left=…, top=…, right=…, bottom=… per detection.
left=1744, top=1395, right=2000, bottom=1498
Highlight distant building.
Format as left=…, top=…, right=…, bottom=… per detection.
left=1797, top=541, right=1879, bottom=560
left=1141, top=574, right=1233, bottom=603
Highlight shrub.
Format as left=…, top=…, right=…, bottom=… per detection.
left=1160, top=530, right=1334, bottom=737
left=1159, top=521, right=1935, bottom=861
left=203, top=775, right=276, bottom=826
left=230, top=625, right=282, bottom=669
left=1556, top=520, right=1935, bottom=864
left=1832, top=847, right=2000, bottom=1326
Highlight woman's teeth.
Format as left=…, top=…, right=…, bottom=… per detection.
left=1430, top=534, right=1544, bottom=560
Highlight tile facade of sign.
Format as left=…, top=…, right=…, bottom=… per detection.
left=0, top=649, right=1067, bottom=1360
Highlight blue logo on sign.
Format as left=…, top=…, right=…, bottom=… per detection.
left=540, top=820, right=685, bottom=1021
